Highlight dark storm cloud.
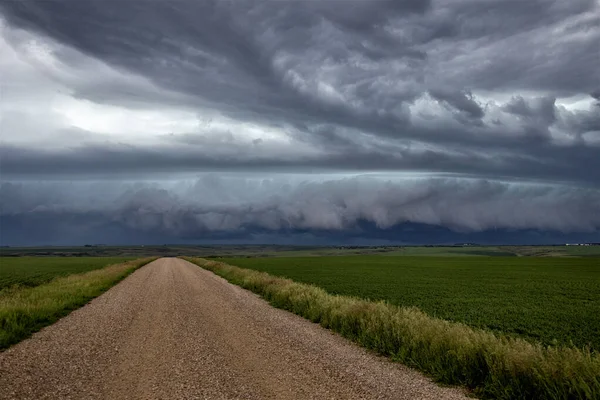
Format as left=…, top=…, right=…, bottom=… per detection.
left=1, top=176, right=599, bottom=246
left=428, top=89, right=484, bottom=120
left=1, top=0, right=598, bottom=158
left=1, top=0, right=599, bottom=245
left=2, top=139, right=600, bottom=186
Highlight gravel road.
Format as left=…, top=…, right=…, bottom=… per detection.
left=0, top=258, right=470, bottom=399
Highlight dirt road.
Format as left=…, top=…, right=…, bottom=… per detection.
left=0, top=258, right=469, bottom=399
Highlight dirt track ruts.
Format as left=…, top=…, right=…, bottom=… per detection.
left=0, top=258, right=470, bottom=399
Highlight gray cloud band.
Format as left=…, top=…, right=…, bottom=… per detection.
left=0, top=1, right=599, bottom=244
left=2, top=177, right=599, bottom=239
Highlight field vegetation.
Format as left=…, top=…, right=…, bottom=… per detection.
left=2, top=244, right=599, bottom=258
left=0, top=257, right=157, bottom=349
left=221, top=255, right=600, bottom=350
left=185, top=257, right=600, bottom=400
left=0, top=257, right=133, bottom=290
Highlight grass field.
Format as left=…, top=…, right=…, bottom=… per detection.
left=222, top=256, right=600, bottom=350
left=2, top=244, right=599, bottom=258
left=0, top=257, right=133, bottom=291
left=0, top=257, right=156, bottom=349
left=190, top=258, right=599, bottom=400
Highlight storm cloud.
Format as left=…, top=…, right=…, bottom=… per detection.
left=1, top=176, right=599, bottom=245
left=0, top=0, right=598, bottom=244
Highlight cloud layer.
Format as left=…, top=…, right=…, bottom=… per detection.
left=0, top=1, right=599, bottom=244
left=2, top=176, right=599, bottom=245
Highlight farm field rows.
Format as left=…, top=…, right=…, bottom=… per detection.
left=222, top=255, right=600, bottom=349
left=0, top=257, right=133, bottom=291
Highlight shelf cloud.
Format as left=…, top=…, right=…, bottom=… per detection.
left=0, top=0, right=598, bottom=244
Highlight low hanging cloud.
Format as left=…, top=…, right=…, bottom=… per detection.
left=1, top=176, right=599, bottom=245
left=0, top=1, right=599, bottom=245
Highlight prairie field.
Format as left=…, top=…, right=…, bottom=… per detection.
left=0, top=256, right=134, bottom=291
left=0, top=257, right=156, bottom=349
left=222, top=255, right=600, bottom=350
left=3, top=244, right=600, bottom=259
left=191, top=257, right=599, bottom=400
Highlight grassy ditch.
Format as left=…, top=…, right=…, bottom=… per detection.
left=184, top=257, right=600, bottom=400
left=0, top=257, right=157, bottom=349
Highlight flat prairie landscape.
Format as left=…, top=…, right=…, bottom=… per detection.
left=0, top=258, right=467, bottom=400
left=223, top=255, right=600, bottom=349
left=0, top=256, right=133, bottom=290
left=1, top=248, right=599, bottom=399
left=2, top=0, right=599, bottom=398
left=0, top=257, right=152, bottom=349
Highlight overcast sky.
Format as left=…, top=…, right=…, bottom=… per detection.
left=0, top=0, right=599, bottom=245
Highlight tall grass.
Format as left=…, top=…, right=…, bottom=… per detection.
left=0, top=256, right=135, bottom=290
left=185, top=257, right=600, bottom=400
left=223, top=255, right=600, bottom=350
left=0, top=257, right=157, bottom=349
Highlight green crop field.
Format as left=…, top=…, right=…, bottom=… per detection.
left=0, top=257, right=133, bottom=291
left=0, top=257, right=154, bottom=349
left=223, top=255, right=600, bottom=350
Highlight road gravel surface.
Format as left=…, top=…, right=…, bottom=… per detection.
left=0, top=257, right=469, bottom=399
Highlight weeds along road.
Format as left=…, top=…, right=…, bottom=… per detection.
left=0, top=258, right=468, bottom=400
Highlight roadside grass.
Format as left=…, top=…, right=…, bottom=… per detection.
left=185, top=257, right=600, bottom=400
left=0, top=257, right=134, bottom=290
left=0, top=257, right=157, bottom=349
left=221, top=255, right=600, bottom=350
